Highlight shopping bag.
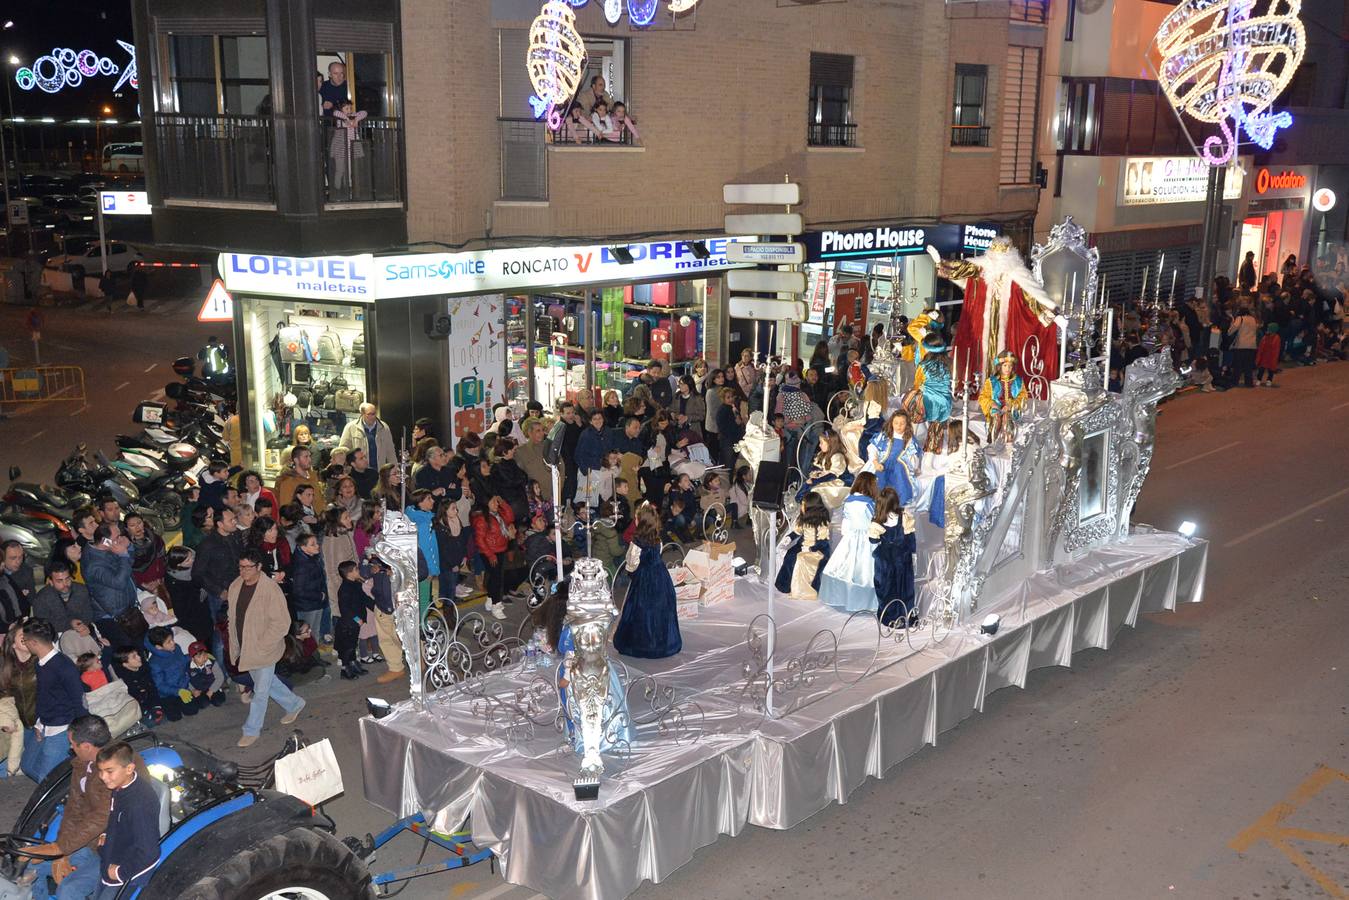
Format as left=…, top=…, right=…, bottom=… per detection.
left=272, top=737, right=344, bottom=805
left=125, top=290, right=138, bottom=307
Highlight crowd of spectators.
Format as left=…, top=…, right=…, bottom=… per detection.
left=557, top=76, right=641, bottom=145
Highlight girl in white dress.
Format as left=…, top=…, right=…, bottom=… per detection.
left=817, top=472, right=880, bottom=613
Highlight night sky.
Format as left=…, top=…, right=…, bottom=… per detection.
left=5, top=1, right=138, bottom=119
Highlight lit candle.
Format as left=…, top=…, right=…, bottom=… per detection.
left=1155, top=252, right=1165, bottom=303
left=1170, top=268, right=1178, bottom=305
left=1140, top=266, right=1148, bottom=305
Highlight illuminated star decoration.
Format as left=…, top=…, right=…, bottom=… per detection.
left=1155, top=0, right=1305, bottom=166
left=113, top=40, right=138, bottom=92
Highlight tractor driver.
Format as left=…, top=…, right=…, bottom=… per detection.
left=24, top=714, right=149, bottom=900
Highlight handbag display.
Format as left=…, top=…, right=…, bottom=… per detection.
left=352, top=337, right=366, bottom=367
left=279, top=326, right=313, bottom=363
left=335, top=388, right=364, bottom=413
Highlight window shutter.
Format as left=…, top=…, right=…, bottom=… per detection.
left=314, top=19, right=395, bottom=53
left=999, top=46, right=1041, bottom=185
left=499, top=29, right=534, bottom=118
left=809, top=53, right=854, bottom=89
left=155, top=16, right=267, bottom=35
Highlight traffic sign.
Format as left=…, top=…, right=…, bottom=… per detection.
left=726, top=241, right=805, bottom=265
left=723, top=213, right=803, bottom=236
left=726, top=269, right=807, bottom=294
left=723, top=183, right=801, bottom=205
left=197, top=279, right=235, bottom=322
left=6, top=201, right=28, bottom=226
left=728, top=297, right=808, bottom=322
left=99, top=190, right=152, bottom=216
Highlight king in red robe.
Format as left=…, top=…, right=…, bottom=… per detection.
left=929, top=241, right=1060, bottom=382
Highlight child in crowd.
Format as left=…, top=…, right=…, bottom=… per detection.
left=729, top=466, right=753, bottom=528
left=871, top=487, right=917, bottom=627
left=1255, top=323, right=1282, bottom=386
left=187, top=641, right=229, bottom=706
left=278, top=620, right=326, bottom=686
left=279, top=503, right=309, bottom=552
left=1190, top=356, right=1216, bottom=393
left=78, top=652, right=109, bottom=691
left=817, top=472, right=880, bottom=613
left=663, top=473, right=699, bottom=542
left=590, top=99, right=614, bottom=136
left=290, top=532, right=329, bottom=645
left=433, top=499, right=472, bottom=603
left=774, top=491, right=833, bottom=601
left=95, top=741, right=161, bottom=896
left=612, top=504, right=682, bottom=659
left=526, top=479, right=554, bottom=528
left=111, top=647, right=164, bottom=727
left=146, top=626, right=203, bottom=720
left=522, top=513, right=556, bottom=573
left=59, top=617, right=103, bottom=663
left=607, top=101, right=640, bottom=144
left=336, top=560, right=371, bottom=680
left=330, top=99, right=367, bottom=196
left=607, top=477, right=633, bottom=535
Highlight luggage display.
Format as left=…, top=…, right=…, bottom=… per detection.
left=564, top=308, right=601, bottom=349
left=334, top=388, right=364, bottom=413
left=602, top=286, right=627, bottom=350
left=547, top=302, right=568, bottom=325
left=624, top=318, right=652, bottom=360
left=535, top=314, right=557, bottom=344
left=650, top=282, right=675, bottom=307
left=676, top=280, right=697, bottom=307
left=631, top=283, right=653, bottom=305
left=315, top=329, right=344, bottom=363
left=351, top=337, right=365, bottom=367
left=279, top=326, right=312, bottom=363
left=650, top=327, right=672, bottom=363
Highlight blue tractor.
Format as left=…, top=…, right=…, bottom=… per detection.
left=0, top=732, right=374, bottom=900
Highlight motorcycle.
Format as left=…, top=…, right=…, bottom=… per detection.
left=3, top=466, right=84, bottom=543
left=54, top=446, right=166, bottom=534
left=0, top=517, right=51, bottom=570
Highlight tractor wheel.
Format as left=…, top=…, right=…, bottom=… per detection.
left=178, top=827, right=374, bottom=900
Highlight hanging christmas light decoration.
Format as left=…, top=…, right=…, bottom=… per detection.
left=603, top=0, right=624, bottom=25
left=627, top=0, right=660, bottom=27
left=13, top=41, right=137, bottom=94
left=526, top=0, right=587, bottom=129
left=1155, top=0, right=1305, bottom=166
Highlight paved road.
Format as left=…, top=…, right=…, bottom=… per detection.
left=1, top=295, right=1345, bottom=899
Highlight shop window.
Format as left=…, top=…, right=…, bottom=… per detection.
left=952, top=64, right=989, bottom=147
left=999, top=46, right=1041, bottom=185
left=808, top=52, right=856, bottom=147
left=240, top=297, right=372, bottom=478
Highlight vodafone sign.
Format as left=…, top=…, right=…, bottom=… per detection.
left=1254, top=168, right=1308, bottom=195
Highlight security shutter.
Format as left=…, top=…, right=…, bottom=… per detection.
left=1000, top=46, right=1041, bottom=185
left=155, top=16, right=266, bottom=35
left=499, top=29, right=533, bottom=118
left=1097, top=245, right=1201, bottom=308
left=809, top=52, right=854, bottom=89
left=314, top=19, right=395, bottom=53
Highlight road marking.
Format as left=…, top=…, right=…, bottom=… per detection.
left=1164, top=440, right=1242, bottom=470
left=448, top=883, right=480, bottom=897
left=53, top=343, right=76, bottom=351
left=144, top=363, right=157, bottom=373
left=68, top=404, right=89, bottom=417
left=1225, top=484, right=1349, bottom=548
left=150, top=389, right=166, bottom=402
left=1230, top=766, right=1349, bottom=899
left=20, top=429, right=46, bottom=444
left=1331, top=400, right=1349, bottom=412
left=472, top=885, right=522, bottom=900
left=114, top=381, right=131, bottom=392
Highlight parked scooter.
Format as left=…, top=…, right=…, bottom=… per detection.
left=54, top=446, right=167, bottom=534
left=0, top=517, right=52, bottom=570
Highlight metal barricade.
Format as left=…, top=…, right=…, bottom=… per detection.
left=0, top=366, right=87, bottom=404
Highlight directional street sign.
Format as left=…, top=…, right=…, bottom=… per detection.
left=726, top=241, right=805, bottom=265
left=723, top=213, right=804, bottom=236
left=726, top=269, right=807, bottom=294
left=723, top=183, right=801, bottom=205
left=197, top=278, right=235, bottom=322
left=728, top=296, right=808, bottom=322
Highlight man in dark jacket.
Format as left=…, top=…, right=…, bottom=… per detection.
left=557, top=403, right=584, bottom=507
left=573, top=409, right=608, bottom=507
left=83, top=525, right=140, bottom=648
left=30, top=560, right=94, bottom=632
left=22, top=618, right=86, bottom=782
left=607, top=416, right=646, bottom=458
left=642, top=361, right=673, bottom=409
left=0, top=539, right=34, bottom=629
left=191, top=506, right=240, bottom=665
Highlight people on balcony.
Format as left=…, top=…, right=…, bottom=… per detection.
left=319, top=60, right=349, bottom=117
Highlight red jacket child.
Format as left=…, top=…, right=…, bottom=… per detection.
left=471, top=502, right=515, bottom=566
left=1254, top=327, right=1281, bottom=371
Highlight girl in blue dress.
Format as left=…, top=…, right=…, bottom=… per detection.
left=612, top=504, right=683, bottom=659
left=871, top=487, right=918, bottom=627
left=868, top=410, right=922, bottom=505
left=817, top=472, right=880, bottom=613
left=796, top=431, right=850, bottom=500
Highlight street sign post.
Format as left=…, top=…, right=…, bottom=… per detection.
left=723, top=213, right=804, bottom=236
left=726, top=269, right=807, bottom=294
left=728, top=297, right=808, bottom=321
left=726, top=241, right=805, bottom=265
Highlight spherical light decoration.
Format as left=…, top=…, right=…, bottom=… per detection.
left=527, top=1, right=587, bottom=111
left=604, top=0, right=623, bottom=24
left=1155, top=0, right=1305, bottom=165
left=628, top=0, right=659, bottom=26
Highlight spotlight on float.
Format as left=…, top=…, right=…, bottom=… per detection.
left=609, top=246, right=635, bottom=265
left=686, top=240, right=711, bottom=260
left=366, top=697, right=393, bottom=719
left=732, top=556, right=750, bottom=577
left=1178, top=520, right=1197, bottom=538
left=979, top=613, right=1001, bottom=636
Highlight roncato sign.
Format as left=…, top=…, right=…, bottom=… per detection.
left=376, top=236, right=749, bottom=297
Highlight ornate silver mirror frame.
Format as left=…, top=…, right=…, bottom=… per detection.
left=1031, top=215, right=1102, bottom=338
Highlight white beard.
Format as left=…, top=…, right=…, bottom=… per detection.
left=969, top=246, right=1056, bottom=362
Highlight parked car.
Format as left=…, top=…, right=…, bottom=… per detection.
left=38, top=231, right=100, bottom=265
left=44, top=241, right=143, bottom=279
left=48, top=197, right=96, bottom=225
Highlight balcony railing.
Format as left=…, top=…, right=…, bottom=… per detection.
left=321, top=116, right=403, bottom=204
left=153, top=113, right=274, bottom=203
left=951, top=124, right=991, bottom=147
left=808, top=122, right=857, bottom=147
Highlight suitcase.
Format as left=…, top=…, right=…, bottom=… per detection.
left=651, top=327, right=672, bottom=363
left=565, top=308, right=601, bottom=349
left=624, top=318, right=651, bottom=360
left=602, top=287, right=627, bottom=348
left=650, top=282, right=675, bottom=307
left=547, top=302, right=568, bottom=327
left=676, top=280, right=697, bottom=307
left=453, top=375, right=484, bottom=408
left=631, top=283, right=653, bottom=305
left=681, top=316, right=700, bottom=359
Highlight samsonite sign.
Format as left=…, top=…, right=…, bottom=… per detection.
left=376, top=236, right=751, bottom=298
